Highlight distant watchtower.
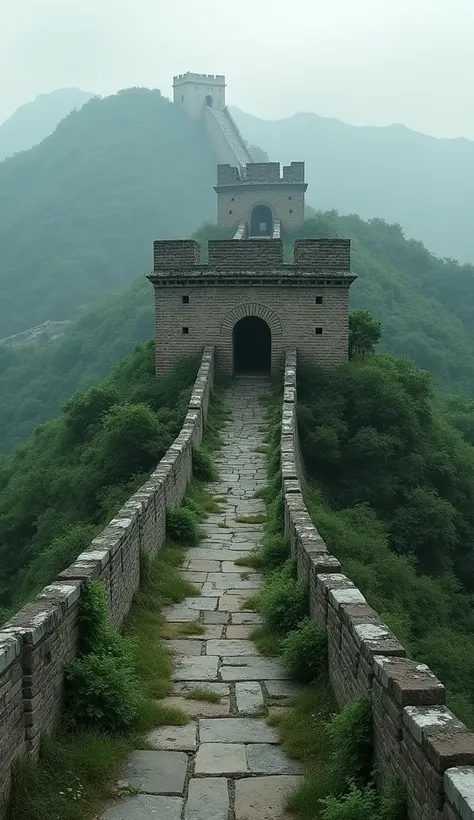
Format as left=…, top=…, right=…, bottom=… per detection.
left=173, top=71, right=254, bottom=169
left=215, top=162, right=307, bottom=236
left=173, top=72, right=226, bottom=119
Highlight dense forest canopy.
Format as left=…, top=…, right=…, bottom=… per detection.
left=0, top=88, right=217, bottom=338
left=298, top=351, right=474, bottom=726
left=2, top=214, right=474, bottom=454
left=232, top=105, right=474, bottom=263
left=0, top=342, right=198, bottom=622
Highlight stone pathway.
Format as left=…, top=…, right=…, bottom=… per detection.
left=102, top=377, right=303, bottom=820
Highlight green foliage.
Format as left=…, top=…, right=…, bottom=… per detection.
left=65, top=582, right=143, bottom=732
left=6, top=730, right=131, bottom=820
left=327, top=698, right=373, bottom=793
left=299, top=353, right=474, bottom=725
left=166, top=507, right=201, bottom=545
left=281, top=617, right=327, bottom=682
left=321, top=784, right=379, bottom=819
left=259, top=533, right=291, bottom=569
left=0, top=346, right=197, bottom=619
left=192, top=446, right=215, bottom=481
left=65, top=652, right=144, bottom=732
left=349, top=309, right=382, bottom=358
left=260, top=563, right=308, bottom=633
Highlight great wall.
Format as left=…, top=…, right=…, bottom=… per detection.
left=1, top=72, right=474, bottom=819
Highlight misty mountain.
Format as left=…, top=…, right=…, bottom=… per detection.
left=0, top=88, right=217, bottom=338
left=2, top=214, right=474, bottom=454
left=231, top=107, right=474, bottom=264
left=0, top=88, right=95, bottom=161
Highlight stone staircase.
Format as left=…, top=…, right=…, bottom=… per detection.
left=211, top=108, right=255, bottom=169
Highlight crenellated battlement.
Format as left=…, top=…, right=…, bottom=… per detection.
left=173, top=72, right=226, bottom=85
left=216, top=161, right=306, bottom=187
left=152, top=238, right=351, bottom=272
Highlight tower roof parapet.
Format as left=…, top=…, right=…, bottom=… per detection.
left=216, top=162, right=306, bottom=188
left=173, top=72, right=226, bottom=87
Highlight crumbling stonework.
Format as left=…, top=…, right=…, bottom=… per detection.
left=0, top=348, right=215, bottom=818
left=281, top=349, right=474, bottom=820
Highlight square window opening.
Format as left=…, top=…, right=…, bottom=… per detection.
left=182, top=295, right=189, bottom=304
left=315, top=327, right=323, bottom=335
left=182, top=327, right=189, bottom=335
left=315, top=296, right=323, bottom=304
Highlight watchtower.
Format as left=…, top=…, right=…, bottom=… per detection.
left=147, top=237, right=356, bottom=377
left=215, top=162, right=307, bottom=236
left=173, top=72, right=226, bottom=119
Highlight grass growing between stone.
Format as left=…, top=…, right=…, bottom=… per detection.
left=235, top=513, right=266, bottom=524
left=184, top=688, right=222, bottom=703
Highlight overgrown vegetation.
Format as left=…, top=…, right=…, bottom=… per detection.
left=0, top=344, right=198, bottom=623
left=298, top=349, right=474, bottom=727
left=250, top=392, right=405, bottom=820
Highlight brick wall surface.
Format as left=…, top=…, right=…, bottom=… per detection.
left=0, top=347, right=215, bottom=818
left=152, top=286, right=350, bottom=376
left=216, top=186, right=305, bottom=232
left=281, top=349, right=474, bottom=820
left=208, top=239, right=284, bottom=267
left=294, top=239, right=351, bottom=269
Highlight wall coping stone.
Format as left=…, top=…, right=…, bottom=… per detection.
left=0, top=632, right=21, bottom=674
left=445, top=768, right=474, bottom=818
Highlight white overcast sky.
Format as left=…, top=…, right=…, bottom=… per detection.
left=0, top=0, right=473, bottom=138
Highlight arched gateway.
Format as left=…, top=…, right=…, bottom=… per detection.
left=233, top=316, right=271, bottom=373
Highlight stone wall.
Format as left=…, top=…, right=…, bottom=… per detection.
left=152, top=286, right=350, bottom=376
left=0, top=347, right=215, bottom=817
left=281, top=349, right=474, bottom=820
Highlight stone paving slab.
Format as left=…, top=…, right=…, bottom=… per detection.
left=194, top=742, right=248, bottom=774
left=265, top=680, right=307, bottom=697
left=226, top=625, right=254, bottom=639
left=234, top=776, right=302, bottom=820
left=164, top=604, right=201, bottom=622
left=172, top=656, right=219, bottom=681
left=185, top=778, right=229, bottom=820
left=185, top=549, right=253, bottom=561
left=205, top=639, right=259, bottom=656
left=161, top=695, right=231, bottom=718
left=120, top=750, right=187, bottom=795
left=236, top=681, right=265, bottom=713
left=102, top=794, right=183, bottom=820
left=246, top=744, right=303, bottom=774
left=167, top=639, right=203, bottom=656
left=199, top=717, right=278, bottom=744
left=184, top=596, right=218, bottom=611
left=218, top=594, right=250, bottom=611
left=206, top=572, right=262, bottom=589
left=231, top=612, right=262, bottom=625
left=220, top=656, right=291, bottom=681
left=146, top=723, right=197, bottom=751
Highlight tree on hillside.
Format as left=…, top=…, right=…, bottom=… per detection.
left=349, top=310, right=382, bottom=358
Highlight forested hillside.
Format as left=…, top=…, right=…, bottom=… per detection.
left=0, top=88, right=94, bottom=161
left=0, top=88, right=217, bottom=337
left=232, top=106, right=474, bottom=263
left=0, top=342, right=198, bottom=622
left=3, top=213, right=473, bottom=453
left=299, top=352, right=474, bottom=726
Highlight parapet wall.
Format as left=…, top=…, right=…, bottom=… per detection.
left=152, top=238, right=351, bottom=271
left=0, top=347, right=215, bottom=817
left=216, top=161, right=305, bottom=186
left=281, top=349, right=474, bottom=820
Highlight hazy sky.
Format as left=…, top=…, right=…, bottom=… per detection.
left=1, top=0, right=473, bottom=139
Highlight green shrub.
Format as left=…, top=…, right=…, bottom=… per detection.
left=328, top=697, right=373, bottom=793
left=321, top=783, right=378, bottom=819
left=260, top=533, right=290, bottom=569
left=260, top=563, right=307, bottom=633
left=192, top=446, right=215, bottom=481
left=65, top=581, right=143, bottom=732
left=166, top=506, right=200, bottom=545
left=65, top=652, right=144, bottom=731
left=281, top=617, right=327, bottom=681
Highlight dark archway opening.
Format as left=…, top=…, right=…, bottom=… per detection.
left=205, top=95, right=213, bottom=108
left=250, top=204, right=273, bottom=237
left=233, top=316, right=271, bottom=373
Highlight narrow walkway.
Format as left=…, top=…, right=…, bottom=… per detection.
left=103, top=377, right=302, bottom=820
